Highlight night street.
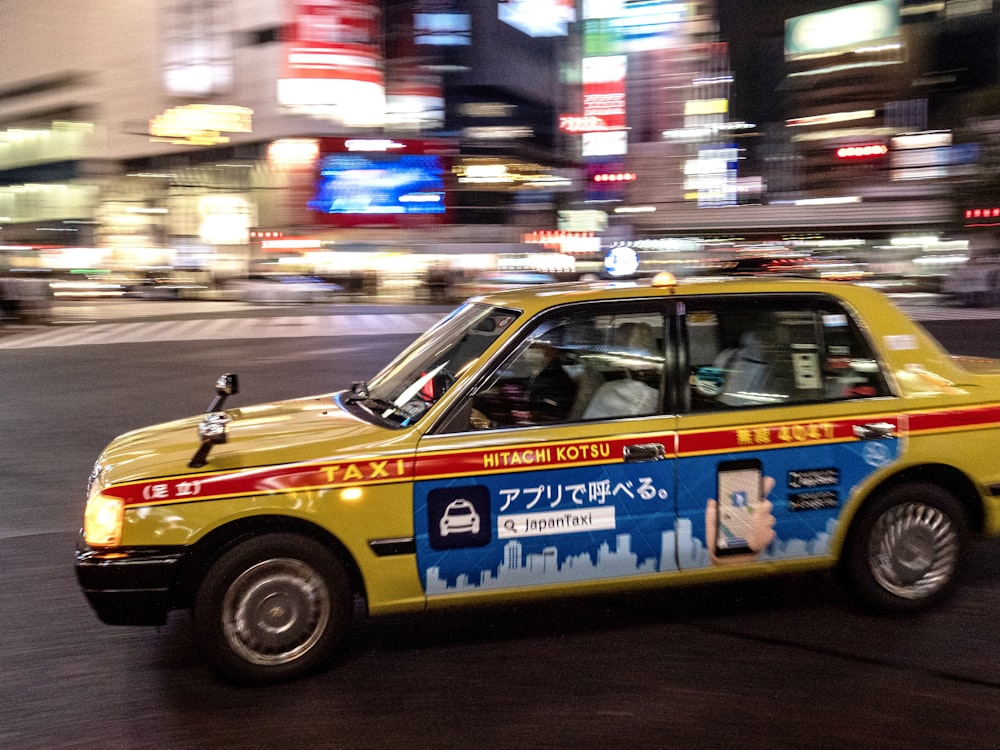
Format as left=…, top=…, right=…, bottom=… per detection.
left=3, top=304, right=1000, bottom=748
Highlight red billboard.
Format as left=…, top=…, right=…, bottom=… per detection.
left=278, top=0, right=386, bottom=125
left=582, top=56, right=627, bottom=130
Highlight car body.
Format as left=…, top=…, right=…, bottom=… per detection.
left=0, top=270, right=53, bottom=323
left=123, top=271, right=209, bottom=300
left=238, top=273, right=343, bottom=304
left=941, top=259, right=1000, bottom=307
left=452, top=271, right=560, bottom=298
left=76, top=274, right=1000, bottom=684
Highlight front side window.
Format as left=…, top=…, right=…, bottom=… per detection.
left=458, top=306, right=666, bottom=431
left=349, top=303, right=520, bottom=427
left=684, top=295, right=891, bottom=411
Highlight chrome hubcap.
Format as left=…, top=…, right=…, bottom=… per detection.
left=869, top=503, right=958, bottom=600
left=222, top=558, right=331, bottom=666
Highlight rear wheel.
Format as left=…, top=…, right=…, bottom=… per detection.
left=193, top=533, right=353, bottom=684
left=841, top=482, right=966, bottom=613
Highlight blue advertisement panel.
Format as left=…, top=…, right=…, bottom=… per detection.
left=414, top=417, right=900, bottom=594
left=309, top=153, right=446, bottom=216
left=414, top=458, right=674, bottom=595
left=674, top=428, right=900, bottom=569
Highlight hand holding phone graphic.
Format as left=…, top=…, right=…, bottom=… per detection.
left=706, top=459, right=776, bottom=565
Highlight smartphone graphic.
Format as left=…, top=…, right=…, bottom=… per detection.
left=715, top=458, right=763, bottom=556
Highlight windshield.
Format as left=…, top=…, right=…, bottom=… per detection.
left=350, top=302, right=521, bottom=427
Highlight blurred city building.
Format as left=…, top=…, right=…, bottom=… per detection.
left=595, top=0, right=1000, bottom=288
left=0, top=0, right=580, bottom=293
left=0, top=0, right=999, bottom=299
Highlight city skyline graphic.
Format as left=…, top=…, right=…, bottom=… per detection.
left=424, top=517, right=839, bottom=594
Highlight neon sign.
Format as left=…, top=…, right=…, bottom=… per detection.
left=149, top=105, right=252, bottom=145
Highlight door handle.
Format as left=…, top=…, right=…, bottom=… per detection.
left=624, top=443, right=666, bottom=462
left=853, top=422, right=896, bottom=440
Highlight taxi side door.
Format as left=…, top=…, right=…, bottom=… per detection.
left=412, top=300, right=680, bottom=601
left=672, top=293, right=900, bottom=571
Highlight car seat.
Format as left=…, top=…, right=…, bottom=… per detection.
left=581, top=377, right=660, bottom=419
left=613, top=321, right=657, bottom=356
left=580, top=320, right=661, bottom=419
left=714, top=324, right=792, bottom=406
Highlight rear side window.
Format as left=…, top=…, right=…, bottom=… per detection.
left=684, top=295, right=891, bottom=411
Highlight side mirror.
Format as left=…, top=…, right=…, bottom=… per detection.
left=215, top=373, right=239, bottom=396
left=190, top=373, right=239, bottom=468
left=207, top=373, right=239, bottom=412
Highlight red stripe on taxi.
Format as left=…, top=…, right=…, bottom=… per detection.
left=907, top=404, right=1000, bottom=434
left=414, top=437, right=640, bottom=480
left=677, top=418, right=859, bottom=456
left=106, top=404, right=1000, bottom=508
left=108, top=456, right=415, bottom=507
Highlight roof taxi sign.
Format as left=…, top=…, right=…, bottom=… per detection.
left=149, top=105, right=253, bottom=146
left=605, top=245, right=639, bottom=277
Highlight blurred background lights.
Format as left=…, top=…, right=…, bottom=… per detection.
left=267, top=139, right=320, bottom=168
left=836, top=144, right=889, bottom=159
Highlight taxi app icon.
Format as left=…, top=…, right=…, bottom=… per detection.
left=440, top=499, right=481, bottom=536
left=428, top=486, right=491, bottom=549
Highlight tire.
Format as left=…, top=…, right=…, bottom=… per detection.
left=841, top=482, right=966, bottom=614
left=193, top=533, right=353, bottom=684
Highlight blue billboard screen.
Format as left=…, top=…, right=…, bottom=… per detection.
left=308, top=153, right=446, bottom=216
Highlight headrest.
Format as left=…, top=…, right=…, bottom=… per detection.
left=613, top=322, right=656, bottom=354
left=738, top=329, right=768, bottom=362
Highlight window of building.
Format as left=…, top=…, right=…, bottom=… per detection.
left=161, top=0, right=235, bottom=96
left=243, top=26, right=283, bottom=46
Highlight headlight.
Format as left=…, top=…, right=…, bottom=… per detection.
left=83, top=491, right=124, bottom=548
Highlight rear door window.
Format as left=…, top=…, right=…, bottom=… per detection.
left=683, top=295, right=891, bottom=412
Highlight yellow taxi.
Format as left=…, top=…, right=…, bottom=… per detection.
left=76, top=274, right=1000, bottom=683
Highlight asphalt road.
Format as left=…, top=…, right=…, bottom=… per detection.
left=3, top=306, right=1000, bottom=749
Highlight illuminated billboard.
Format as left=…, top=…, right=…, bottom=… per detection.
left=499, top=0, right=576, bottom=38
left=583, top=55, right=627, bottom=130
left=581, top=55, right=627, bottom=157
left=162, top=0, right=234, bottom=96
left=414, top=12, right=471, bottom=45
left=149, top=105, right=252, bottom=146
left=278, top=0, right=386, bottom=126
left=308, top=139, right=448, bottom=226
left=608, top=0, right=686, bottom=52
left=583, top=0, right=625, bottom=20
left=785, top=0, right=900, bottom=58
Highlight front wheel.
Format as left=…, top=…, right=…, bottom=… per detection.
left=193, top=533, right=353, bottom=684
left=841, top=482, right=967, bottom=614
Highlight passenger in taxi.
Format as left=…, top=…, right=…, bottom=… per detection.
left=516, top=338, right=577, bottom=423
left=714, top=322, right=793, bottom=406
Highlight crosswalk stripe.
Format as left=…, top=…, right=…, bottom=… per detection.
left=1, top=325, right=91, bottom=348
left=900, top=307, right=1000, bottom=321
left=0, top=312, right=446, bottom=349
left=194, top=317, right=241, bottom=339
left=0, top=306, right=990, bottom=350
